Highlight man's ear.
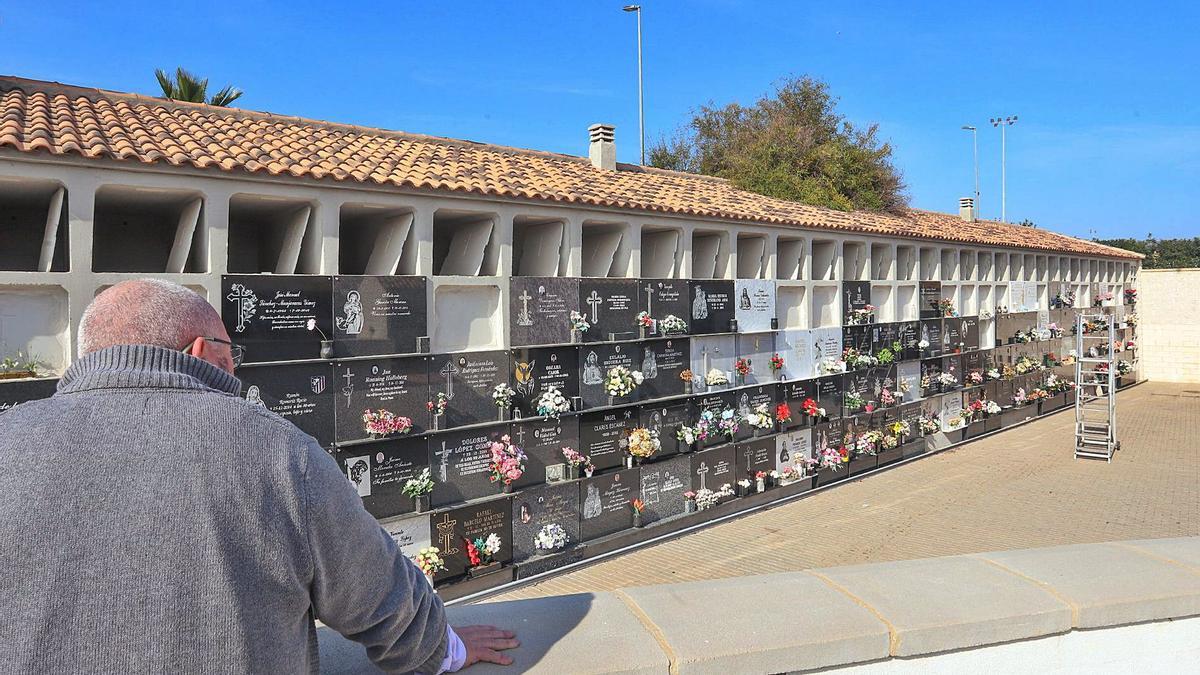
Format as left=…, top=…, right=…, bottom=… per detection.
left=185, top=336, right=207, bottom=358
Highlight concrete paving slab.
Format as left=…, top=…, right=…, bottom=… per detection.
left=1124, top=536, right=1200, bottom=573
left=618, top=572, right=889, bottom=674
left=977, top=542, right=1200, bottom=629
left=812, top=555, right=1071, bottom=657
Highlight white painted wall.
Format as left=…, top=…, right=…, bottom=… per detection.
left=1137, top=268, right=1200, bottom=383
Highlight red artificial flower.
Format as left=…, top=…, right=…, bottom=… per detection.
left=465, top=538, right=481, bottom=566
left=801, top=397, right=821, bottom=418
left=775, top=402, right=792, bottom=423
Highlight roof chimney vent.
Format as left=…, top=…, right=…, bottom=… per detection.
left=959, top=197, right=976, bottom=222
left=588, top=123, right=616, bottom=171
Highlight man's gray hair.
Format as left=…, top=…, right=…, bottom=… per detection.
left=78, top=279, right=223, bottom=357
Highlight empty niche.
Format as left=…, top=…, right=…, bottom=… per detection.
left=811, top=285, right=838, bottom=328
left=433, top=209, right=498, bottom=276
left=960, top=251, right=976, bottom=280
left=776, top=238, right=805, bottom=280
left=228, top=194, right=319, bottom=274
left=939, top=249, right=957, bottom=281
left=896, top=246, right=916, bottom=281
left=872, top=285, right=894, bottom=321
left=811, top=240, right=836, bottom=281
left=1025, top=255, right=1037, bottom=281
left=0, top=285, right=69, bottom=374
left=640, top=227, right=682, bottom=278
left=736, top=234, right=767, bottom=279
left=978, top=252, right=993, bottom=281
left=896, top=285, right=917, bottom=321
left=690, top=230, right=728, bottom=279
left=513, top=215, right=567, bottom=277
left=959, top=285, right=975, bottom=315
left=1036, top=255, right=1048, bottom=282
left=978, top=286, right=994, bottom=318
left=919, top=247, right=938, bottom=281
left=581, top=220, right=631, bottom=277
left=994, top=284, right=1008, bottom=311
left=996, top=253, right=1010, bottom=280
left=93, top=185, right=205, bottom=273
left=842, top=241, right=868, bottom=281
left=0, top=178, right=68, bottom=272
left=339, top=203, right=416, bottom=275
left=431, top=284, right=501, bottom=352
left=870, top=243, right=893, bottom=281
left=777, top=285, right=807, bottom=329
left=1011, top=254, right=1024, bottom=281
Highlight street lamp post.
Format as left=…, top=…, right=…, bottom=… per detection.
left=961, top=125, right=979, bottom=212
left=990, top=116, right=1018, bottom=222
left=623, top=5, right=644, bottom=165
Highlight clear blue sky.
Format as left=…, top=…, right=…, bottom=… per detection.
left=2, top=1, right=1196, bottom=239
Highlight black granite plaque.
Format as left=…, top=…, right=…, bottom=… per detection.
left=842, top=370, right=872, bottom=416
left=899, top=402, right=923, bottom=437
left=579, top=467, right=640, bottom=540
left=812, top=420, right=844, bottom=464
left=897, top=321, right=921, bottom=361
left=779, top=379, right=814, bottom=429
left=0, top=377, right=57, bottom=413
left=692, top=389, right=739, bottom=447
left=735, top=437, right=776, bottom=480
left=842, top=325, right=872, bottom=363
left=222, top=274, right=333, bottom=362
left=960, top=317, right=980, bottom=352
left=944, top=319, right=965, bottom=355
left=842, top=281, right=872, bottom=322
left=689, top=280, right=736, bottom=335
left=639, top=399, right=697, bottom=457
left=510, top=345, right=579, bottom=417
left=867, top=365, right=898, bottom=410
left=430, top=498, right=513, bottom=581
left=510, top=482, right=581, bottom=561
left=578, top=342, right=642, bottom=409
left=919, top=319, right=943, bottom=358
left=964, top=351, right=983, bottom=377
left=430, top=350, right=509, bottom=428
left=509, top=414, right=580, bottom=488
left=332, top=275, right=427, bottom=357
left=637, top=338, right=690, bottom=399
left=578, top=407, right=638, bottom=471
left=333, top=355, right=429, bottom=442
left=637, top=455, right=691, bottom=524
left=941, top=355, right=963, bottom=391
left=429, top=423, right=511, bottom=507
left=238, top=361, right=336, bottom=447
left=639, top=279, right=691, bottom=336
left=510, top=277, right=579, bottom=347
left=690, top=444, right=737, bottom=494
left=738, top=383, right=777, bottom=430
left=335, top=435, right=429, bottom=519
left=870, top=322, right=900, bottom=357
left=579, top=279, right=639, bottom=343
left=919, top=281, right=943, bottom=319
left=815, top=375, right=844, bottom=420
left=919, top=358, right=943, bottom=398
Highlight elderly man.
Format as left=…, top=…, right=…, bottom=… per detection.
left=0, top=279, right=516, bottom=673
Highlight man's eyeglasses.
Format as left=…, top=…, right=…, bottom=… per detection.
left=187, top=337, right=246, bottom=368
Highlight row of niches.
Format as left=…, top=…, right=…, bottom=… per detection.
left=0, top=177, right=1136, bottom=282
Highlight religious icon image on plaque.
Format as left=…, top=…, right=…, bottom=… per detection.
left=692, top=286, right=709, bottom=320
left=582, top=351, right=603, bottom=385
left=345, top=456, right=371, bottom=497
left=336, top=290, right=364, bottom=335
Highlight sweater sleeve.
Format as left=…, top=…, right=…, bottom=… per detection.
left=302, top=439, right=449, bottom=674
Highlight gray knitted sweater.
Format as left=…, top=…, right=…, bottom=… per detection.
left=0, top=345, right=447, bottom=673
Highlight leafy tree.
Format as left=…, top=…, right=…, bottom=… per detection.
left=1016, top=219, right=1037, bottom=228
left=648, top=76, right=907, bottom=212
left=1095, top=234, right=1200, bottom=269
left=155, top=67, right=243, bottom=107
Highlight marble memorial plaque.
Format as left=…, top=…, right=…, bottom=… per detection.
left=776, top=428, right=813, bottom=473
left=222, top=274, right=332, bottom=362
left=579, top=467, right=640, bottom=541
left=734, top=279, right=777, bottom=333
left=431, top=350, right=509, bottom=428
left=332, top=275, right=427, bottom=357
left=336, top=435, right=429, bottom=519
left=638, top=455, right=691, bottom=523
left=735, top=332, right=776, bottom=385
left=510, top=415, right=579, bottom=489
left=578, top=407, right=637, bottom=471
left=919, top=319, right=943, bottom=358
left=638, top=338, right=690, bottom=399
left=815, top=375, right=843, bottom=420
left=777, top=329, right=812, bottom=381
left=429, top=423, right=510, bottom=507
left=430, top=498, right=513, bottom=581
left=690, top=445, right=737, bottom=493
left=334, top=355, right=430, bottom=442
left=736, top=436, right=776, bottom=480
left=0, top=377, right=57, bottom=413
left=381, top=513, right=432, bottom=559
left=511, top=482, right=581, bottom=561
left=639, top=279, right=691, bottom=336
left=809, top=327, right=843, bottom=374
left=689, top=280, right=736, bottom=334
left=689, top=334, right=736, bottom=392
left=639, top=399, right=697, bottom=457
left=940, top=393, right=964, bottom=433
left=842, top=281, right=872, bottom=324
left=919, top=281, right=943, bottom=319
left=238, top=362, right=336, bottom=447
left=579, top=279, right=639, bottom=343
left=510, top=345, right=579, bottom=417
left=578, top=342, right=641, bottom=408
left=510, top=277, right=579, bottom=347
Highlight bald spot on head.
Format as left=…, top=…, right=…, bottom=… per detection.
left=78, top=279, right=227, bottom=357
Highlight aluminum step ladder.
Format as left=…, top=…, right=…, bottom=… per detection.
left=1074, top=312, right=1118, bottom=461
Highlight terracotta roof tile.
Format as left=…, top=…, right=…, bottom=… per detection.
left=0, top=75, right=1139, bottom=260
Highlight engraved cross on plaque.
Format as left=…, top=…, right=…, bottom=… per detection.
left=435, top=513, right=457, bottom=552
left=341, top=367, right=355, bottom=408
left=644, top=284, right=654, bottom=317
left=586, top=290, right=603, bottom=322
left=743, top=445, right=757, bottom=475
left=517, top=290, right=534, bottom=326
left=440, top=361, right=458, bottom=400
left=225, top=283, right=258, bottom=333
left=434, top=441, right=453, bottom=482
left=696, top=461, right=710, bottom=490
left=512, top=424, right=527, bottom=447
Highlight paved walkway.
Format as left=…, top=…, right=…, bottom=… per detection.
left=491, top=381, right=1200, bottom=601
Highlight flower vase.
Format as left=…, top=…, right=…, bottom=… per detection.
left=502, top=483, right=514, bottom=494
left=320, top=340, right=334, bottom=359
left=683, top=381, right=693, bottom=395
left=684, top=500, right=697, bottom=514
left=566, top=464, right=580, bottom=480
left=755, top=478, right=766, bottom=493
left=624, top=455, right=634, bottom=469
left=570, top=329, right=582, bottom=344
left=497, top=408, right=509, bottom=422
left=414, top=495, right=430, bottom=513
left=639, top=326, right=647, bottom=340
left=632, top=511, right=643, bottom=528
left=584, top=467, right=594, bottom=478
left=431, top=416, right=442, bottom=431
left=607, top=395, right=616, bottom=407
left=424, top=572, right=436, bottom=588
left=469, top=562, right=502, bottom=579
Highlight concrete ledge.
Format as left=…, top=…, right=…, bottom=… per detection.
left=318, top=537, right=1200, bottom=674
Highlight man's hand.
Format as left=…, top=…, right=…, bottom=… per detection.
left=455, top=625, right=519, bottom=668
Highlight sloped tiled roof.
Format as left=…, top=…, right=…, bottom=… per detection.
left=0, top=75, right=1139, bottom=260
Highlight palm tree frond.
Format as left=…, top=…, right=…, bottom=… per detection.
left=153, top=67, right=244, bottom=106
left=208, top=85, right=244, bottom=107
